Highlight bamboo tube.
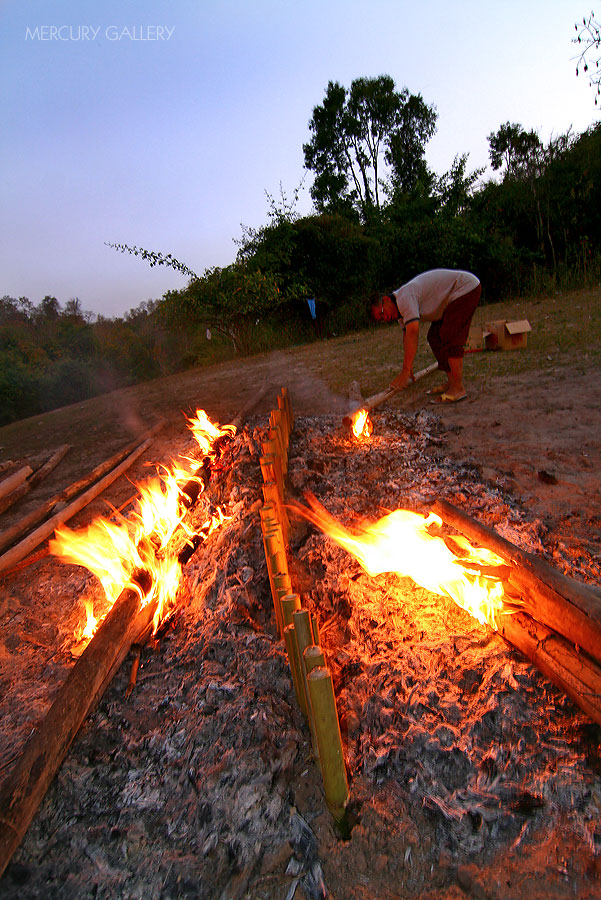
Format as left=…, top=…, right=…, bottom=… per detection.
left=433, top=498, right=601, bottom=665
left=311, top=613, right=320, bottom=646
left=259, top=503, right=280, bottom=536
left=277, top=395, right=290, bottom=440
left=262, top=482, right=289, bottom=542
left=304, top=644, right=326, bottom=674
left=281, top=387, right=293, bottom=431
left=268, top=425, right=287, bottom=475
left=284, top=624, right=307, bottom=716
left=262, top=531, right=288, bottom=636
left=0, top=437, right=156, bottom=576
left=259, top=453, right=284, bottom=498
left=0, top=576, right=158, bottom=878
left=306, top=667, right=349, bottom=823
left=498, top=611, right=601, bottom=728
left=270, top=409, right=288, bottom=454
left=273, top=574, right=292, bottom=638
left=262, top=524, right=285, bottom=558
left=281, top=593, right=301, bottom=628
left=293, top=610, right=320, bottom=761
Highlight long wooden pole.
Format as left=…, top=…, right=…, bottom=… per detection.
left=342, top=362, right=438, bottom=426
left=0, top=437, right=156, bottom=576
left=0, top=422, right=165, bottom=557
left=0, top=446, right=71, bottom=517
left=433, top=498, right=601, bottom=666
left=0, top=576, right=157, bottom=878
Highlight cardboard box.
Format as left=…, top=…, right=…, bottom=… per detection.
left=484, top=319, right=532, bottom=351
left=465, top=324, right=485, bottom=351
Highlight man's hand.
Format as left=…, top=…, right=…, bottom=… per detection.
left=389, top=369, right=413, bottom=391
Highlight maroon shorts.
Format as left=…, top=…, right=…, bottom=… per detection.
left=427, top=284, right=481, bottom=371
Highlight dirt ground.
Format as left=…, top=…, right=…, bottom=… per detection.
left=1, top=351, right=601, bottom=899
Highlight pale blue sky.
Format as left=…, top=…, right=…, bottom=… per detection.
left=0, top=0, right=597, bottom=318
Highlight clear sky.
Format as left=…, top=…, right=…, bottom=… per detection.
left=0, top=0, right=597, bottom=319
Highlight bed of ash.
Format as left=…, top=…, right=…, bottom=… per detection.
left=1, top=407, right=600, bottom=900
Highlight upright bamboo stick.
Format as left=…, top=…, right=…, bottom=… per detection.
left=284, top=624, right=307, bottom=717
left=306, top=668, right=349, bottom=824
left=281, top=593, right=301, bottom=628
left=281, top=387, right=293, bottom=431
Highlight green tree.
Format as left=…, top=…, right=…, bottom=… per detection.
left=303, top=75, right=436, bottom=219
left=172, top=264, right=298, bottom=355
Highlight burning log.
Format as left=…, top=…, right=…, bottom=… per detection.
left=0, top=572, right=157, bottom=878
left=342, top=361, right=438, bottom=427
left=433, top=499, right=601, bottom=666
left=498, top=610, right=601, bottom=727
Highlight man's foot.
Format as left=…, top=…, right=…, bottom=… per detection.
left=431, top=392, right=468, bottom=404
left=426, top=383, right=449, bottom=396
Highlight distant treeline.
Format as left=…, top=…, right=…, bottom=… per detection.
left=2, top=109, right=600, bottom=427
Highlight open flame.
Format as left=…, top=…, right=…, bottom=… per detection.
left=187, top=409, right=236, bottom=456
left=50, top=410, right=235, bottom=646
left=292, top=494, right=508, bottom=629
left=351, top=408, right=373, bottom=440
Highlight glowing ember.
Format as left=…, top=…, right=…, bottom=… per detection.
left=351, top=408, right=373, bottom=439
left=292, top=495, right=508, bottom=629
left=50, top=410, right=234, bottom=645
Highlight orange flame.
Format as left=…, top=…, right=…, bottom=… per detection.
left=292, top=495, right=507, bottom=629
left=187, top=409, right=236, bottom=456
left=351, top=408, right=373, bottom=439
left=51, top=410, right=234, bottom=646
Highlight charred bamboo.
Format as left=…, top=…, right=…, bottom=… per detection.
left=0, top=571, right=157, bottom=878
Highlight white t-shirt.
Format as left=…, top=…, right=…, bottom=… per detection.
left=392, top=269, right=480, bottom=324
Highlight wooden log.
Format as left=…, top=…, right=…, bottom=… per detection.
left=0, top=466, right=32, bottom=502
left=433, top=498, right=601, bottom=666
left=59, top=420, right=166, bottom=504
left=0, top=447, right=72, bottom=518
left=0, top=575, right=157, bottom=878
left=342, top=362, right=438, bottom=426
left=498, top=610, right=601, bottom=728
left=0, top=481, right=31, bottom=517
left=0, top=467, right=34, bottom=515
left=28, top=444, right=72, bottom=488
left=0, top=437, right=155, bottom=576
left=0, top=423, right=165, bottom=556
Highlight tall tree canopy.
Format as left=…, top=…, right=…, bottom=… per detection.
left=303, top=75, right=437, bottom=219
